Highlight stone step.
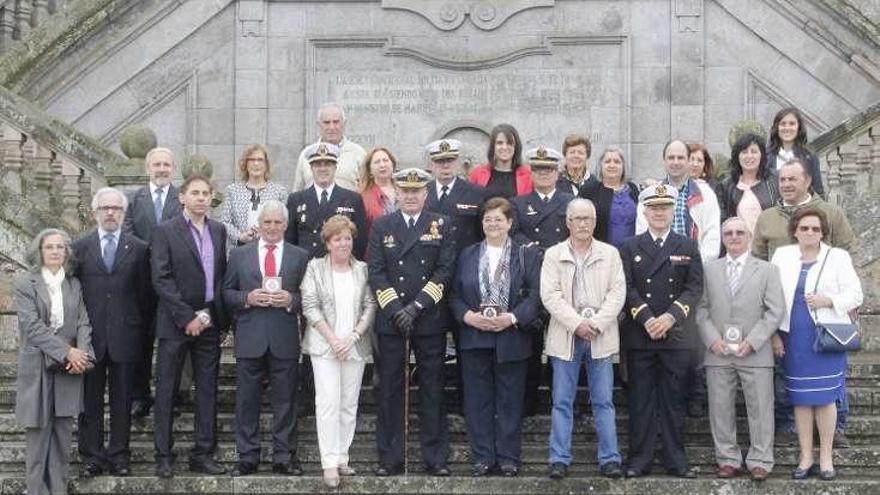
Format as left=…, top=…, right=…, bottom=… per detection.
left=0, top=441, right=877, bottom=474
left=0, top=412, right=877, bottom=444
left=0, top=472, right=879, bottom=495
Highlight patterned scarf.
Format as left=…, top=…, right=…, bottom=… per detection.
left=479, top=239, right=511, bottom=312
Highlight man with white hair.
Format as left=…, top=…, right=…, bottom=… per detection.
left=291, top=103, right=366, bottom=192
left=73, top=187, right=151, bottom=477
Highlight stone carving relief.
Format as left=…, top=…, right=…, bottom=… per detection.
left=674, top=0, right=702, bottom=33
left=382, top=0, right=554, bottom=31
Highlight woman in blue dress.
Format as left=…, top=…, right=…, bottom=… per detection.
left=771, top=208, right=863, bottom=481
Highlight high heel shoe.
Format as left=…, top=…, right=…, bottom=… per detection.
left=818, top=468, right=836, bottom=481
left=791, top=464, right=816, bottom=480
left=322, top=468, right=340, bottom=488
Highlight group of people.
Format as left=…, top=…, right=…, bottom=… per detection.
left=12, top=102, right=863, bottom=495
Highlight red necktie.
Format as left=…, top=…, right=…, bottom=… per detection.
left=265, top=244, right=277, bottom=277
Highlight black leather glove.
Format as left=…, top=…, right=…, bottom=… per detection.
left=392, top=303, right=421, bottom=336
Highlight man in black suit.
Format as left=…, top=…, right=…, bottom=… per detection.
left=122, top=147, right=183, bottom=417
left=510, top=147, right=574, bottom=416
left=619, top=184, right=704, bottom=478
left=150, top=174, right=228, bottom=478
left=368, top=168, right=457, bottom=476
left=73, top=187, right=150, bottom=478
left=424, top=138, right=486, bottom=414
left=285, top=142, right=367, bottom=259
left=223, top=200, right=309, bottom=477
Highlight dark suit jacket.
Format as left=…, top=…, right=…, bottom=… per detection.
left=284, top=185, right=367, bottom=259
left=222, top=241, right=309, bottom=360
left=72, top=230, right=150, bottom=363
left=620, top=231, right=703, bottom=350
left=151, top=215, right=228, bottom=339
left=123, top=184, right=182, bottom=245
left=510, top=190, right=574, bottom=250
left=449, top=242, right=542, bottom=363
left=425, top=179, right=486, bottom=254
left=367, top=210, right=456, bottom=335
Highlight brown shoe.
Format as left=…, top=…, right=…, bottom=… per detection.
left=716, top=465, right=738, bottom=478
left=750, top=467, right=770, bottom=481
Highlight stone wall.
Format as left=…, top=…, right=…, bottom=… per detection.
left=5, top=0, right=876, bottom=190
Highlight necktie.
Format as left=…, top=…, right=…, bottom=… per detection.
left=654, top=237, right=663, bottom=249
left=728, top=260, right=741, bottom=294
left=408, top=217, right=415, bottom=229
left=439, top=185, right=448, bottom=202
left=154, top=188, right=164, bottom=222
left=265, top=244, right=277, bottom=277
left=103, top=234, right=117, bottom=271
left=320, top=189, right=328, bottom=206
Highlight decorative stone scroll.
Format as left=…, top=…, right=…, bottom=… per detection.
left=382, top=0, right=554, bottom=31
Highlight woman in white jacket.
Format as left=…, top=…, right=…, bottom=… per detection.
left=771, top=208, right=862, bottom=481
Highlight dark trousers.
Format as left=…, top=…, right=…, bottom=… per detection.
left=524, top=318, right=546, bottom=414
left=78, top=356, right=135, bottom=467
left=626, top=348, right=690, bottom=473
left=132, top=312, right=156, bottom=404
left=235, top=354, right=297, bottom=465
left=153, top=333, right=220, bottom=462
left=375, top=332, right=448, bottom=470
left=460, top=349, right=527, bottom=467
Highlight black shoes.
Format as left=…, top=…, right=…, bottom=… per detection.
left=548, top=462, right=567, bottom=479
left=499, top=465, right=519, bottom=477
left=374, top=464, right=404, bottom=477
left=625, top=467, right=646, bottom=478
left=79, top=462, right=104, bottom=479
left=791, top=464, right=817, bottom=480
left=272, top=459, right=303, bottom=476
left=231, top=462, right=258, bottom=477
left=155, top=460, right=173, bottom=479
left=189, top=458, right=227, bottom=475
left=471, top=463, right=491, bottom=477
left=428, top=465, right=451, bottom=477
left=668, top=466, right=698, bottom=479
left=818, top=468, right=836, bottom=481
left=599, top=462, right=623, bottom=479
left=109, top=465, right=131, bottom=477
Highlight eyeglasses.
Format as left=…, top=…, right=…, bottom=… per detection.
left=798, top=225, right=822, bottom=233
left=722, top=230, right=748, bottom=237
left=96, top=206, right=124, bottom=213
left=568, top=216, right=596, bottom=224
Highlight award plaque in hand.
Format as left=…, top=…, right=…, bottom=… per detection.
left=480, top=304, right=500, bottom=318
left=263, top=276, right=282, bottom=292
left=195, top=308, right=213, bottom=329
left=724, top=325, right=742, bottom=354
left=580, top=307, right=596, bottom=319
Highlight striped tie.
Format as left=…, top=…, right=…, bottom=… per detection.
left=728, top=260, right=741, bottom=294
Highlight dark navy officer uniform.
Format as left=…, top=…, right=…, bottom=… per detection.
left=619, top=184, right=704, bottom=478
left=510, top=147, right=574, bottom=415
left=284, top=142, right=367, bottom=259
left=368, top=168, right=457, bottom=476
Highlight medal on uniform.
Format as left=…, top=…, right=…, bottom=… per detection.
left=384, top=234, right=396, bottom=248
left=634, top=255, right=642, bottom=263
left=430, top=220, right=441, bottom=239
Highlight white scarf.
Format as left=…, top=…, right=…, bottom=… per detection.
left=41, top=267, right=65, bottom=330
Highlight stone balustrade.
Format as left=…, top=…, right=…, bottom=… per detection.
left=0, top=0, right=66, bottom=54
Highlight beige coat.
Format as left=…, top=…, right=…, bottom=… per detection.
left=300, top=256, right=376, bottom=360
left=541, top=239, right=626, bottom=361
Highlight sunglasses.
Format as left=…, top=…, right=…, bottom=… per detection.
left=797, top=225, right=822, bottom=233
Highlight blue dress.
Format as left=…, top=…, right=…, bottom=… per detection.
left=782, top=261, right=845, bottom=406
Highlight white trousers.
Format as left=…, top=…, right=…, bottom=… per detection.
left=311, top=356, right=366, bottom=469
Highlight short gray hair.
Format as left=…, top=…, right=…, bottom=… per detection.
left=26, top=228, right=75, bottom=274
left=721, top=216, right=752, bottom=235
left=90, top=187, right=128, bottom=211
left=258, top=199, right=289, bottom=222
left=594, top=147, right=627, bottom=182
left=144, top=147, right=175, bottom=168
left=566, top=198, right=596, bottom=219
left=317, top=102, right=346, bottom=122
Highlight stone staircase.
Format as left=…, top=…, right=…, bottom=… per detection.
left=0, top=319, right=877, bottom=494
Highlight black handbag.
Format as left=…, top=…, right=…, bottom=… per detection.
left=810, top=251, right=861, bottom=353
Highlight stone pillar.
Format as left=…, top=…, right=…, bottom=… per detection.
left=0, top=7, right=15, bottom=53
left=234, top=1, right=268, bottom=153
left=670, top=0, right=704, bottom=141
left=60, top=158, right=83, bottom=229
left=14, top=0, right=32, bottom=39
left=0, top=123, right=23, bottom=194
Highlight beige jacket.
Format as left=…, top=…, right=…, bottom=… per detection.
left=541, top=239, right=626, bottom=361
left=300, top=256, right=376, bottom=360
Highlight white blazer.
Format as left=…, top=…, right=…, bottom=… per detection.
left=771, top=243, right=863, bottom=332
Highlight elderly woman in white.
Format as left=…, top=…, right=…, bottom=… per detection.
left=300, top=215, right=376, bottom=488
